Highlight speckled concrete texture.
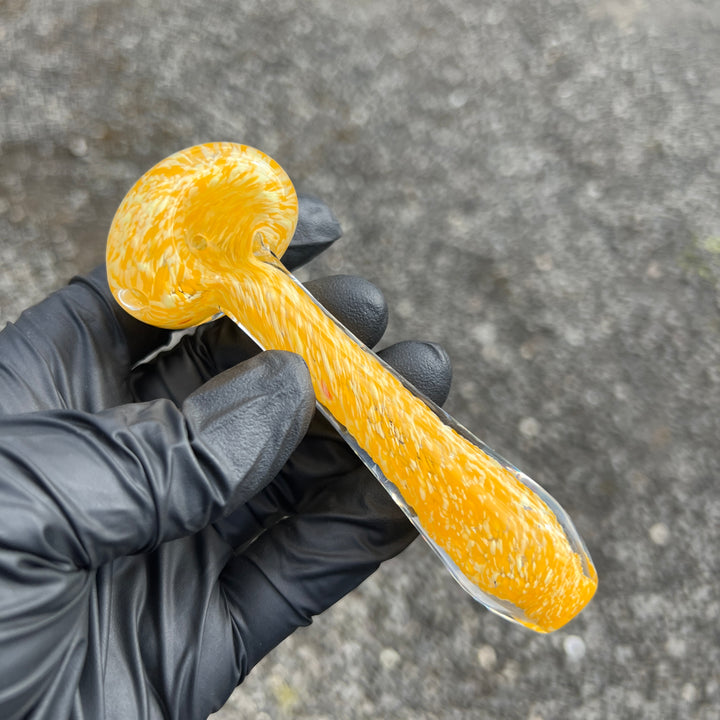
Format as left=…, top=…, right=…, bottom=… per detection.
left=2, top=1, right=720, bottom=718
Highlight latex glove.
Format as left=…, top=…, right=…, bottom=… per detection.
left=0, top=196, right=452, bottom=720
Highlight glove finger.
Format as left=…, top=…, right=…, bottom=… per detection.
left=0, top=351, right=313, bottom=569
left=130, top=274, right=388, bottom=406
left=375, top=340, right=452, bottom=407
left=282, top=194, right=343, bottom=270
left=214, top=340, right=452, bottom=554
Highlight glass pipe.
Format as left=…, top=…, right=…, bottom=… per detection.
left=106, top=142, right=597, bottom=633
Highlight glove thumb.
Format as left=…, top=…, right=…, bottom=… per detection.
left=0, top=351, right=315, bottom=570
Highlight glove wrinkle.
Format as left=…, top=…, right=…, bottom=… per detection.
left=0, top=553, right=91, bottom=720
left=0, top=323, right=68, bottom=414
left=221, top=554, right=312, bottom=678
left=101, top=532, right=242, bottom=720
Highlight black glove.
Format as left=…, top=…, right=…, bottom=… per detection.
left=0, top=196, right=452, bottom=720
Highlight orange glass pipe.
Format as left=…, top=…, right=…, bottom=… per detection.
left=106, top=142, right=597, bottom=632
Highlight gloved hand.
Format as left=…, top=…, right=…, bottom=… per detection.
left=0, top=195, right=452, bottom=720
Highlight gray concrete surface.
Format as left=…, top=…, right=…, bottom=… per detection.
left=2, top=1, right=719, bottom=718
